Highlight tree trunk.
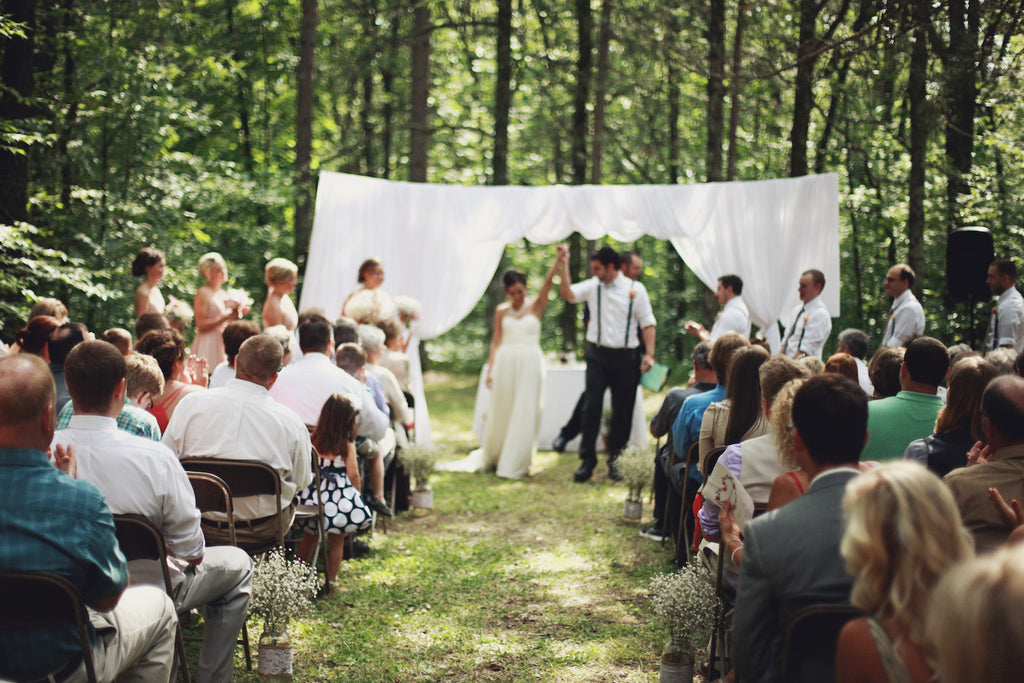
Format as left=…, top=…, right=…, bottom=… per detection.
left=409, top=0, right=432, bottom=183
left=706, top=0, right=725, bottom=182
left=943, top=0, right=978, bottom=228
left=907, top=0, right=928, bottom=287
left=0, top=0, right=37, bottom=224
left=789, top=0, right=818, bottom=177
left=590, top=0, right=612, bottom=184
left=726, top=0, right=747, bottom=180
left=493, top=0, right=512, bottom=186
left=667, top=7, right=681, bottom=184
left=381, top=10, right=401, bottom=179
left=294, top=0, right=318, bottom=268
left=360, top=0, right=378, bottom=176
left=570, top=0, right=591, bottom=185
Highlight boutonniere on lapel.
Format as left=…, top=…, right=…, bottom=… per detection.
left=629, top=289, right=637, bottom=299
left=992, top=307, right=998, bottom=315
left=802, top=314, right=809, bottom=323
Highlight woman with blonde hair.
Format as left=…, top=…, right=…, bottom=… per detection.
left=193, top=252, right=249, bottom=369
left=262, top=257, right=299, bottom=330
left=926, top=543, right=1024, bottom=683
left=764, top=378, right=809, bottom=510
left=836, top=461, right=973, bottom=683
left=904, top=356, right=998, bottom=477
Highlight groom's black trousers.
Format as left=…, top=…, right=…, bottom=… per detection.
left=578, top=345, right=640, bottom=467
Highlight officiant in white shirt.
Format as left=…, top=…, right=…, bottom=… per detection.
left=685, top=274, right=752, bottom=342
left=880, top=264, right=925, bottom=348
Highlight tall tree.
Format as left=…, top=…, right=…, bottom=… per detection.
left=907, top=0, right=928, bottom=284
left=570, top=0, right=591, bottom=185
left=706, top=0, right=725, bottom=182
left=493, top=0, right=512, bottom=186
left=409, top=0, right=431, bottom=183
left=590, top=0, right=612, bottom=184
left=0, top=0, right=36, bottom=223
left=294, top=0, right=318, bottom=267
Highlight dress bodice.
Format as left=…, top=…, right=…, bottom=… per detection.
left=501, top=312, right=541, bottom=346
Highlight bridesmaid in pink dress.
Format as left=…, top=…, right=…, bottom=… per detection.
left=192, top=252, right=249, bottom=369
left=132, top=247, right=166, bottom=320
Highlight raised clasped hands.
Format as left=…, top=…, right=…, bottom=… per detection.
left=967, top=440, right=994, bottom=466
left=185, top=354, right=209, bottom=386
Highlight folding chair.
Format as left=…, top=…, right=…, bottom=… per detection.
left=675, top=441, right=700, bottom=565
left=111, top=513, right=191, bottom=683
left=185, top=472, right=253, bottom=671
left=0, top=570, right=98, bottom=682
left=290, top=446, right=327, bottom=585
left=180, top=459, right=285, bottom=556
left=780, top=603, right=863, bottom=682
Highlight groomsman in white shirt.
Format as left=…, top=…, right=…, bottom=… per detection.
left=985, top=258, right=1024, bottom=353
left=880, top=264, right=925, bottom=347
left=685, top=274, right=751, bottom=342
left=780, top=269, right=832, bottom=359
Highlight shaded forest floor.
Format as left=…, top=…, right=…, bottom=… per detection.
left=187, top=372, right=682, bottom=682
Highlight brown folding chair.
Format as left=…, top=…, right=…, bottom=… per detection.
left=0, top=571, right=98, bottom=682
left=184, top=472, right=253, bottom=671
left=290, top=446, right=326, bottom=580
left=780, top=603, right=863, bottom=682
left=675, top=441, right=700, bottom=565
left=111, top=513, right=191, bottom=683
left=180, top=458, right=284, bottom=556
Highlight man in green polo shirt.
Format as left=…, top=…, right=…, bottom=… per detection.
left=861, top=336, right=949, bottom=461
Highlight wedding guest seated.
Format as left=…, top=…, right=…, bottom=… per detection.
left=333, top=315, right=359, bottom=345
left=836, top=462, right=973, bottom=683
left=100, top=327, right=133, bottom=354
left=926, top=542, right=1024, bottom=683
left=697, top=345, right=770, bottom=473
left=797, top=355, right=824, bottom=375
left=29, top=296, right=69, bottom=324
left=986, top=347, right=1017, bottom=375
left=835, top=328, right=873, bottom=395
left=377, top=318, right=412, bottom=391
left=48, top=321, right=89, bottom=412
left=296, top=393, right=373, bottom=586
left=867, top=345, right=904, bottom=399
left=1015, top=348, right=1024, bottom=376
left=12, top=314, right=60, bottom=360
left=209, top=320, right=259, bottom=389
left=944, top=374, right=1024, bottom=553
left=358, top=324, right=413, bottom=445
left=136, top=328, right=205, bottom=431
left=163, top=334, right=312, bottom=547
left=135, top=311, right=171, bottom=341
left=0, top=354, right=178, bottom=682
left=53, top=340, right=253, bottom=683
left=732, top=374, right=866, bottom=683
left=57, top=351, right=163, bottom=440
left=335, top=342, right=396, bottom=518
left=698, top=357, right=810, bottom=542
left=263, top=324, right=294, bottom=365
left=904, top=356, right=998, bottom=477
left=862, top=336, right=948, bottom=461
left=824, top=352, right=858, bottom=383
left=641, top=341, right=716, bottom=542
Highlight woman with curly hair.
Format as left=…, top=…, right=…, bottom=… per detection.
left=135, top=329, right=205, bottom=431
left=836, top=461, right=973, bottom=683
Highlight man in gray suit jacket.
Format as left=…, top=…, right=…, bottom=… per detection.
left=732, top=374, right=866, bottom=683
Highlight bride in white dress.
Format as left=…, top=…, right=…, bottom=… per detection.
left=445, top=254, right=563, bottom=479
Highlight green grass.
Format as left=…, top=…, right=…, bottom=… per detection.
left=189, top=373, right=679, bottom=682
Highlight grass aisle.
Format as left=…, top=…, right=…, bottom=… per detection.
left=237, top=373, right=678, bottom=682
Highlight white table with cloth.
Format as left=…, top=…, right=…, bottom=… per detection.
left=471, top=361, right=649, bottom=451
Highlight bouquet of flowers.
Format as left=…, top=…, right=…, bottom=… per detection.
left=615, top=445, right=655, bottom=503
left=344, top=290, right=376, bottom=324
left=394, top=295, right=422, bottom=323
left=398, top=442, right=445, bottom=492
left=164, top=296, right=193, bottom=325
left=249, top=548, right=320, bottom=636
left=649, top=564, right=720, bottom=664
left=225, top=288, right=253, bottom=309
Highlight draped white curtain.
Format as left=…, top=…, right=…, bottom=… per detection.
left=300, top=171, right=840, bottom=345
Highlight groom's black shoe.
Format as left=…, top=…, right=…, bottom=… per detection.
left=574, top=464, right=594, bottom=482
left=551, top=434, right=569, bottom=453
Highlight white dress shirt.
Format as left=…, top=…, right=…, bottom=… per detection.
left=163, top=378, right=313, bottom=519
left=854, top=356, right=874, bottom=396
left=986, top=286, right=1024, bottom=352
left=781, top=295, right=832, bottom=359
left=53, top=415, right=205, bottom=561
left=710, top=296, right=751, bottom=340
left=881, top=289, right=925, bottom=347
left=369, top=363, right=412, bottom=427
left=570, top=275, right=656, bottom=349
left=270, top=352, right=389, bottom=440
left=208, top=362, right=235, bottom=389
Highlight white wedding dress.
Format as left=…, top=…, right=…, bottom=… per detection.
left=442, top=311, right=544, bottom=479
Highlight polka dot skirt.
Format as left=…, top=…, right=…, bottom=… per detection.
left=296, top=456, right=373, bottom=534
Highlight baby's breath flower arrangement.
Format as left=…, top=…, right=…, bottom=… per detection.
left=249, top=548, right=320, bottom=638
left=398, top=442, right=444, bottom=492
left=616, top=445, right=654, bottom=503
left=649, top=563, right=720, bottom=665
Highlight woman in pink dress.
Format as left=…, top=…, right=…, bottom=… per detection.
left=132, top=247, right=166, bottom=320
left=192, top=252, right=249, bottom=369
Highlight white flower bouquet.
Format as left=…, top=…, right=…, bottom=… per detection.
left=398, top=442, right=445, bottom=492
left=164, top=296, right=193, bottom=324
left=394, top=295, right=421, bottom=322
left=225, top=287, right=253, bottom=309
left=649, top=563, right=720, bottom=664
left=615, top=445, right=655, bottom=503
left=249, top=548, right=320, bottom=636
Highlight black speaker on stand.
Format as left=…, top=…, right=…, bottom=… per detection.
left=947, top=226, right=993, bottom=349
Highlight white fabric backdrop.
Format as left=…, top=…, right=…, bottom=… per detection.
left=301, top=171, right=839, bottom=343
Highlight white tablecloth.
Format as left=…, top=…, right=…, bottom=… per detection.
left=472, top=362, right=649, bottom=451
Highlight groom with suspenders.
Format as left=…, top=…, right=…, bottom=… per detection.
left=557, top=244, right=657, bottom=482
